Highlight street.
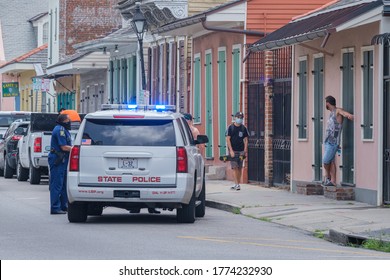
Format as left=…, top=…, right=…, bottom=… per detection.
left=1, top=176, right=389, bottom=260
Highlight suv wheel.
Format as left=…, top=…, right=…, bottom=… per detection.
left=4, top=158, right=14, bottom=179
left=195, top=177, right=206, bottom=218
left=29, top=160, right=41, bottom=185
left=16, top=157, right=29, bottom=181
left=68, top=202, right=88, bottom=223
left=177, top=186, right=196, bottom=223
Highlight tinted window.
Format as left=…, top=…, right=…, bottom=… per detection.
left=0, top=113, right=30, bottom=127
left=82, top=119, right=176, bottom=146
left=30, top=113, right=58, bottom=132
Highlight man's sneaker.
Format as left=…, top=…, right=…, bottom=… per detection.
left=323, top=177, right=331, bottom=185
left=235, top=185, right=241, bottom=191
left=324, top=181, right=335, bottom=186
left=231, top=185, right=238, bottom=190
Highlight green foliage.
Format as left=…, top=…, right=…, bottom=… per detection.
left=362, top=239, right=390, bottom=252
left=314, top=230, right=325, bottom=239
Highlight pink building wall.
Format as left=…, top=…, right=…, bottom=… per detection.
left=292, top=22, right=380, bottom=196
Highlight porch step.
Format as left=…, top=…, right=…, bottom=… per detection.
left=296, top=183, right=324, bottom=195
left=324, top=185, right=355, bottom=201
left=206, top=165, right=226, bottom=180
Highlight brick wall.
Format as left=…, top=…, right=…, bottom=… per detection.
left=59, top=0, right=122, bottom=58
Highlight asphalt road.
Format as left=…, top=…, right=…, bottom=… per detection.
left=1, top=176, right=390, bottom=260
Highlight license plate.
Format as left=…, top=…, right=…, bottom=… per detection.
left=119, top=158, right=138, bottom=169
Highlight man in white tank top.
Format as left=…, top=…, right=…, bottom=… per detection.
left=323, top=95, right=354, bottom=186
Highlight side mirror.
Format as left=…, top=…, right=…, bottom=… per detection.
left=14, top=127, right=25, bottom=135
left=195, top=135, right=209, bottom=144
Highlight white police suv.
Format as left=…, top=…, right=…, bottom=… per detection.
left=67, top=104, right=208, bottom=223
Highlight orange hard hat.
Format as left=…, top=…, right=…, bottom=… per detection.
left=60, top=109, right=81, bottom=122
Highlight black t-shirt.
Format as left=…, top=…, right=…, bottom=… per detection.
left=226, top=124, right=249, bottom=152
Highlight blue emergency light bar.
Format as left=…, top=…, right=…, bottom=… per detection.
left=101, top=104, right=176, bottom=112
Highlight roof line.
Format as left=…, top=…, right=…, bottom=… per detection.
left=0, top=44, right=48, bottom=68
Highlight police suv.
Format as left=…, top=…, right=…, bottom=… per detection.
left=67, top=104, right=209, bottom=223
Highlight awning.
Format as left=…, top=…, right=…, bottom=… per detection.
left=250, top=0, right=383, bottom=52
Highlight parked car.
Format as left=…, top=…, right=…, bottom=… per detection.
left=0, top=120, right=30, bottom=178
left=67, top=104, right=209, bottom=223
left=0, top=111, right=30, bottom=140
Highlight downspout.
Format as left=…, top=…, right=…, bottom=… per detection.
left=201, top=18, right=266, bottom=37
left=201, top=19, right=266, bottom=63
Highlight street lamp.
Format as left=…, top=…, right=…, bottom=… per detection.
left=131, top=3, right=147, bottom=91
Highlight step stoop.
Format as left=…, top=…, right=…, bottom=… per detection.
left=206, top=165, right=226, bottom=180
left=324, top=185, right=355, bottom=200
left=296, top=183, right=324, bottom=195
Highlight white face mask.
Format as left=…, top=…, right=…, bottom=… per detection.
left=235, top=118, right=243, bottom=124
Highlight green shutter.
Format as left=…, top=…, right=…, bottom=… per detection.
left=298, top=60, right=307, bottom=139
left=218, top=50, right=227, bottom=156
left=194, top=56, right=201, bottom=123
left=363, top=50, right=373, bottom=139
left=205, top=53, right=213, bottom=158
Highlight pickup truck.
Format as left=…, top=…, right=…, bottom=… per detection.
left=17, top=113, right=83, bottom=184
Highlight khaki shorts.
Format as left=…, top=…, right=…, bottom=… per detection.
left=230, top=151, right=245, bottom=169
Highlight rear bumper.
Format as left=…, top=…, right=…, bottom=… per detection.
left=67, top=173, right=195, bottom=207
left=32, top=155, right=48, bottom=168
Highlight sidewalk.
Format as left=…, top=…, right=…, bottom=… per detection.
left=205, top=180, right=390, bottom=245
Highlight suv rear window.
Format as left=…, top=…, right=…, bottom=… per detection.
left=82, top=119, right=176, bottom=146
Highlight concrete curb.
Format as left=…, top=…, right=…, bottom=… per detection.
left=206, top=199, right=375, bottom=246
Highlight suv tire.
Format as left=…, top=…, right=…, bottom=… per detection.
left=29, top=159, right=41, bottom=185
left=16, top=156, right=29, bottom=181
left=195, top=177, right=206, bottom=218
left=4, top=158, right=14, bottom=179
left=177, top=186, right=196, bottom=223
left=68, top=202, right=88, bottom=223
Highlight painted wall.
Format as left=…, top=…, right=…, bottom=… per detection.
left=246, top=0, right=332, bottom=44
left=192, top=31, right=244, bottom=177
left=292, top=22, right=380, bottom=200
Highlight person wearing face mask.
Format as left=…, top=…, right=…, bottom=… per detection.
left=225, top=112, right=249, bottom=190
left=48, top=114, right=73, bottom=214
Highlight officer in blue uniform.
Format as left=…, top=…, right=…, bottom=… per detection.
left=48, top=114, right=72, bottom=214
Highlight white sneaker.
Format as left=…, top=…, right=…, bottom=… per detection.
left=231, top=185, right=237, bottom=190
left=235, top=185, right=241, bottom=191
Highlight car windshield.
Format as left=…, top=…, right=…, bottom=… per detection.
left=82, top=119, right=176, bottom=146
left=0, top=113, right=30, bottom=127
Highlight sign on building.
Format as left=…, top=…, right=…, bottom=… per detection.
left=2, top=82, right=19, bottom=97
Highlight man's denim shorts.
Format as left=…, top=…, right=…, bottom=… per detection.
left=323, top=142, right=338, bottom=164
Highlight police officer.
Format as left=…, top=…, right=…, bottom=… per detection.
left=48, top=114, right=72, bottom=214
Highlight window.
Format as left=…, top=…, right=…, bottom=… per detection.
left=82, top=119, right=176, bottom=146
left=298, top=58, right=307, bottom=139
left=362, top=49, right=374, bottom=139
left=42, top=22, right=49, bottom=44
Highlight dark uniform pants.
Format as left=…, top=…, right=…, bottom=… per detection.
left=49, top=160, right=68, bottom=212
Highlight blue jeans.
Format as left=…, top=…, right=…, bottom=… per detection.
left=323, top=142, right=338, bottom=165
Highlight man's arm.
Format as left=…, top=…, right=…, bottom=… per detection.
left=226, top=135, right=234, bottom=157
left=337, top=108, right=354, bottom=121
left=243, top=137, right=248, bottom=155
left=60, top=145, right=72, bottom=152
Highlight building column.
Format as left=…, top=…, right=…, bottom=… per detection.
left=264, top=50, right=274, bottom=186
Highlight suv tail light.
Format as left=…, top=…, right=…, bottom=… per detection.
left=33, top=137, right=42, bottom=152
left=176, top=147, right=188, bottom=173
left=69, top=145, right=80, bottom=171
left=11, top=135, right=22, bottom=141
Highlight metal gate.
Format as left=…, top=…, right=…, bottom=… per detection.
left=272, top=47, right=292, bottom=184
left=247, top=51, right=265, bottom=182
left=246, top=47, right=291, bottom=184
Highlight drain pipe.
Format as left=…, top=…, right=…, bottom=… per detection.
left=201, top=18, right=266, bottom=37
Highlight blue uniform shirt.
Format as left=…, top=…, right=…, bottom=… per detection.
left=49, top=124, right=72, bottom=164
